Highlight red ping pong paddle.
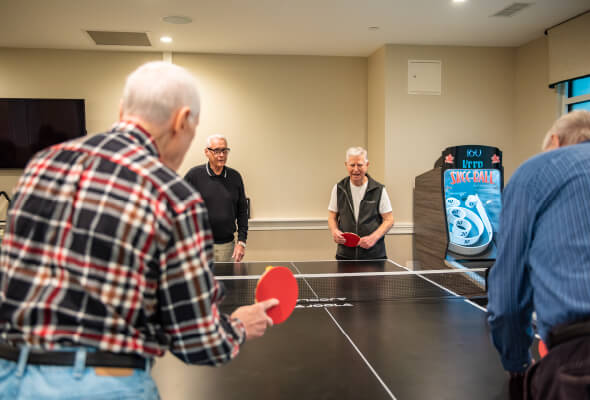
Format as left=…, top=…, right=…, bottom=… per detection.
left=342, top=232, right=360, bottom=247
left=255, top=266, right=298, bottom=324
left=538, top=340, right=548, bottom=358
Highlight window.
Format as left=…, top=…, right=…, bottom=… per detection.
left=570, top=101, right=590, bottom=111
left=558, top=76, right=590, bottom=114
left=570, top=76, right=590, bottom=97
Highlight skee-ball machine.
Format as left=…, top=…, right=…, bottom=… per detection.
left=413, top=145, right=503, bottom=277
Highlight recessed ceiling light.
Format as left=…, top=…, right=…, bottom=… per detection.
left=453, top=0, right=467, bottom=3
left=160, top=36, right=173, bottom=43
left=162, top=15, right=192, bottom=24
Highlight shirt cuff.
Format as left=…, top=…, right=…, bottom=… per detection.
left=230, top=317, right=247, bottom=344
left=501, top=356, right=532, bottom=373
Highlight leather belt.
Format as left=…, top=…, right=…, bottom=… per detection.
left=0, top=344, right=147, bottom=369
left=548, top=319, right=590, bottom=349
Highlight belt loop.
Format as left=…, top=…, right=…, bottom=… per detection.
left=145, top=357, right=151, bottom=372
left=73, top=348, right=87, bottom=379
left=16, top=346, right=30, bottom=377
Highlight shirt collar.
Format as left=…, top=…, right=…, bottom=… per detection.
left=349, top=179, right=368, bottom=191
left=206, top=162, right=227, bottom=178
left=112, top=121, right=160, bottom=158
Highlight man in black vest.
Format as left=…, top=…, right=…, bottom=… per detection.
left=328, top=147, right=394, bottom=259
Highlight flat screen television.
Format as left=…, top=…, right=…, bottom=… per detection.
left=0, top=98, right=86, bottom=169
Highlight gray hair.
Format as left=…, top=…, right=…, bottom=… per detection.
left=121, top=61, right=201, bottom=127
left=346, top=146, right=368, bottom=162
left=542, top=110, right=590, bottom=150
left=207, top=134, right=228, bottom=147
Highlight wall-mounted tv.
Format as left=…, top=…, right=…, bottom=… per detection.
left=0, top=98, right=86, bottom=169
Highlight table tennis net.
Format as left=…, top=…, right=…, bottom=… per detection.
left=217, top=268, right=487, bottom=306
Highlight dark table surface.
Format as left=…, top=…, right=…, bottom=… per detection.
left=152, top=260, right=510, bottom=400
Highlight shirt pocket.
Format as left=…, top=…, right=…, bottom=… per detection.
left=360, top=200, right=379, bottom=219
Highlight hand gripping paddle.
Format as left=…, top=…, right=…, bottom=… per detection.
left=342, top=232, right=360, bottom=247
left=255, top=266, right=298, bottom=324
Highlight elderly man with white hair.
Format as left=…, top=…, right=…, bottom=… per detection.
left=0, top=61, right=276, bottom=399
left=184, top=134, right=249, bottom=262
left=487, top=110, right=590, bottom=400
left=328, top=146, right=394, bottom=260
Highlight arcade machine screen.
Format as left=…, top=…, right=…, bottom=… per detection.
left=442, top=146, right=503, bottom=270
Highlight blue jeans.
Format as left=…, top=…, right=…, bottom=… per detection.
left=0, top=347, right=160, bottom=400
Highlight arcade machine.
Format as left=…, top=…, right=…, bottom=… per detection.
left=413, top=145, right=503, bottom=279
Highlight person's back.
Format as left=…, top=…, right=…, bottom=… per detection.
left=490, top=140, right=590, bottom=342
left=487, top=110, right=590, bottom=400
left=530, top=142, right=590, bottom=335
left=0, top=61, right=277, bottom=400
left=0, top=125, right=212, bottom=358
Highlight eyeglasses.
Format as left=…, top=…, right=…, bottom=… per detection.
left=207, top=147, right=231, bottom=155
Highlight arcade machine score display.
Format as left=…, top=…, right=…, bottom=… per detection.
left=413, top=145, right=503, bottom=271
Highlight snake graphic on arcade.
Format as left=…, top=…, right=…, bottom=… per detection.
left=446, top=194, right=493, bottom=256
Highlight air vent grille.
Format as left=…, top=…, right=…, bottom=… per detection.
left=87, top=31, right=151, bottom=46
left=491, top=2, right=533, bottom=17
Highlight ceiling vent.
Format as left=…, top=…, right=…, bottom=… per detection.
left=491, top=2, right=534, bottom=17
left=86, top=31, right=151, bottom=46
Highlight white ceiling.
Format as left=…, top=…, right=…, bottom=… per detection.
left=0, top=0, right=588, bottom=56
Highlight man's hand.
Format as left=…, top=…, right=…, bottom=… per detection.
left=232, top=242, right=246, bottom=262
left=358, top=213, right=393, bottom=249
left=331, top=229, right=345, bottom=245
left=231, top=298, right=279, bottom=341
left=328, top=211, right=345, bottom=245
left=359, top=233, right=378, bottom=249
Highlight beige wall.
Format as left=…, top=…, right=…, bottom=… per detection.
left=547, top=11, right=590, bottom=87
left=0, top=49, right=161, bottom=135
left=380, top=45, right=517, bottom=225
left=514, top=37, right=559, bottom=163
left=0, top=49, right=367, bottom=216
left=172, top=53, right=367, bottom=219
left=367, top=47, right=386, bottom=183
left=0, top=41, right=564, bottom=266
left=363, top=45, right=519, bottom=266
left=0, top=48, right=162, bottom=193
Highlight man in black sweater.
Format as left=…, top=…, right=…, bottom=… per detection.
left=185, top=135, right=248, bottom=262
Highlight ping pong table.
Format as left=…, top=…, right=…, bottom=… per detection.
left=152, top=260, right=511, bottom=400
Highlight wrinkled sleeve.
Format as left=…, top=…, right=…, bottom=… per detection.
left=487, top=171, right=535, bottom=372
left=158, top=199, right=246, bottom=366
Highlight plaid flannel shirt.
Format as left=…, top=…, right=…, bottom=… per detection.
left=0, top=122, right=245, bottom=365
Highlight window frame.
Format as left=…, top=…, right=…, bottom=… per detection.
left=557, top=76, right=590, bottom=114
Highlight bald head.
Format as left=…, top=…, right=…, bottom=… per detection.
left=121, top=61, right=201, bottom=128
left=542, top=110, right=590, bottom=151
